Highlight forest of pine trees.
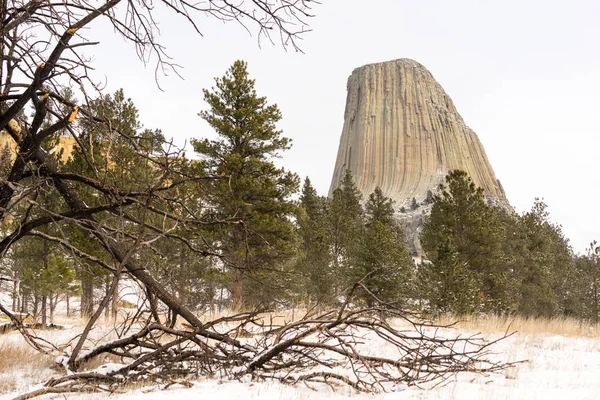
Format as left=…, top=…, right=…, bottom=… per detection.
left=1, top=60, right=599, bottom=324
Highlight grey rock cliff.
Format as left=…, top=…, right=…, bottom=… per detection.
left=328, top=58, right=509, bottom=254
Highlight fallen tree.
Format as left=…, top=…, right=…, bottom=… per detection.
left=8, top=282, right=518, bottom=399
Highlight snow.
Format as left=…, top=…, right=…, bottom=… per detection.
left=92, top=363, right=128, bottom=374
left=1, top=318, right=600, bottom=399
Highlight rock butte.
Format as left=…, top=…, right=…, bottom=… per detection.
left=328, top=58, right=508, bottom=208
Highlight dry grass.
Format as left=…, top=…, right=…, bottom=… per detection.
left=192, top=309, right=307, bottom=326
left=433, top=314, right=600, bottom=337
left=0, top=341, right=54, bottom=393
left=198, top=309, right=600, bottom=338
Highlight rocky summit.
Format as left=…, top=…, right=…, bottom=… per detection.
left=328, top=58, right=509, bottom=254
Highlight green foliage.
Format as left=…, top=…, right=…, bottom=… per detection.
left=569, top=242, right=600, bottom=321
left=418, top=171, right=580, bottom=318
left=60, top=88, right=172, bottom=316
left=365, top=187, right=395, bottom=226
left=348, top=219, right=413, bottom=306
left=419, top=170, right=510, bottom=314
left=4, top=79, right=591, bottom=324
left=512, top=200, right=573, bottom=317
left=417, top=240, right=481, bottom=314
left=193, top=60, right=299, bottom=310
left=330, top=183, right=413, bottom=306
left=295, top=178, right=335, bottom=306
left=328, top=170, right=363, bottom=296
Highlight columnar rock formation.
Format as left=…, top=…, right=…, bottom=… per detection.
left=329, top=58, right=507, bottom=208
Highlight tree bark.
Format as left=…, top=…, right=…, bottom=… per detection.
left=104, top=280, right=110, bottom=320
left=41, top=239, right=48, bottom=326
left=111, top=275, right=119, bottom=321
left=232, top=269, right=243, bottom=311
left=81, top=272, right=94, bottom=319
left=49, top=293, right=55, bottom=324
left=41, top=295, right=47, bottom=327
left=12, top=279, right=19, bottom=311
left=32, top=293, right=39, bottom=322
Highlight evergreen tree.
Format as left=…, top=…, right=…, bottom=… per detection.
left=512, top=200, right=573, bottom=317
left=349, top=187, right=413, bottom=305
left=570, top=241, right=600, bottom=321
left=193, top=60, right=299, bottom=310
left=295, top=178, right=334, bottom=306
left=64, top=89, right=166, bottom=318
left=328, top=170, right=363, bottom=297
left=419, top=170, right=509, bottom=314
left=365, top=187, right=395, bottom=226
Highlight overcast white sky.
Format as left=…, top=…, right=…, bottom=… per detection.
left=85, top=0, right=600, bottom=254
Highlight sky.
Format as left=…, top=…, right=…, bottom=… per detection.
left=83, top=0, right=600, bottom=254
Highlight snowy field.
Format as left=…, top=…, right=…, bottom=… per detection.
left=1, top=310, right=600, bottom=400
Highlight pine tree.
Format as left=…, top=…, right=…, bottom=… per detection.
left=64, top=89, right=165, bottom=318
left=365, top=187, right=395, bottom=226
left=512, top=199, right=573, bottom=317
left=295, top=178, right=334, bottom=306
left=193, top=60, right=299, bottom=310
left=349, top=187, right=413, bottom=305
left=570, top=241, right=600, bottom=321
left=328, top=170, right=363, bottom=297
left=419, top=170, right=508, bottom=314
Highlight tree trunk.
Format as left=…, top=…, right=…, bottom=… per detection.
left=12, top=279, right=19, bottom=311
left=21, top=293, right=27, bottom=314
left=41, top=239, right=48, bottom=326
left=32, top=292, right=39, bottom=322
left=232, top=269, right=243, bottom=311
left=41, top=295, right=47, bottom=327
left=219, top=285, right=224, bottom=314
left=111, top=274, right=119, bottom=321
left=104, top=280, right=110, bottom=320
left=81, top=272, right=94, bottom=319
left=66, top=294, right=70, bottom=317
left=49, top=293, right=55, bottom=324
left=209, top=284, right=215, bottom=316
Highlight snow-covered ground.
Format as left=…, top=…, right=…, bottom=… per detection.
left=1, top=317, right=599, bottom=400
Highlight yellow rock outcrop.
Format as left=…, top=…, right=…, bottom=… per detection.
left=0, top=131, right=77, bottom=164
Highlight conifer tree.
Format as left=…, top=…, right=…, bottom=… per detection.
left=328, top=170, right=363, bottom=297
left=512, top=200, right=573, bottom=317
left=364, top=187, right=395, bottom=226
left=349, top=187, right=413, bottom=305
left=295, top=178, right=334, bottom=306
left=570, top=241, right=600, bottom=321
left=193, top=60, right=299, bottom=310
left=64, top=89, right=153, bottom=317
left=419, top=170, right=508, bottom=314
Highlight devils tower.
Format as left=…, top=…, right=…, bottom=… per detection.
left=328, top=58, right=509, bottom=254
left=329, top=58, right=507, bottom=206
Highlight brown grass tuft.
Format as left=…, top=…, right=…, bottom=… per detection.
left=0, top=341, right=54, bottom=393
